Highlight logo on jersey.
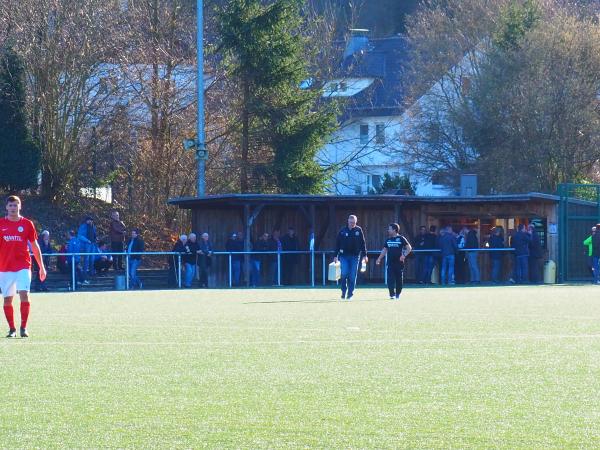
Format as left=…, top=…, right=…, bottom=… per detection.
left=17, top=226, right=24, bottom=233
left=355, top=231, right=359, bottom=236
left=3, top=235, right=23, bottom=242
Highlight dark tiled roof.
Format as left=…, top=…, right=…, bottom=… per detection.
left=169, top=193, right=560, bottom=208
left=336, top=36, right=410, bottom=118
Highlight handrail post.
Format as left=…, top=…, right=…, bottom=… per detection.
left=228, top=253, right=232, bottom=288
left=311, top=249, right=315, bottom=287
left=277, top=252, right=281, bottom=286
left=125, top=254, right=130, bottom=290
left=71, top=254, right=76, bottom=291
left=322, top=252, right=326, bottom=286
left=178, top=254, right=182, bottom=289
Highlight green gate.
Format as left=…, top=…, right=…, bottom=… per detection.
left=557, top=183, right=600, bottom=283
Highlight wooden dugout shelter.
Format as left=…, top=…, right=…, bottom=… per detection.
left=168, top=193, right=560, bottom=286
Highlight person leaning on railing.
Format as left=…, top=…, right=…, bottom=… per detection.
left=225, top=232, right=244, bottom=286
left=127, top=229, right=145, bottom=289
left=583, top=226, right=595, bottom=280
left=109, top=210, right=126, bottom=271
left=183, top=233, right=200, bottom=288
left=592, top=224, right=600, bottom=285
left=169, top=235, right=187, bottom=288
left=489, top=227, right=505, bottom=284
left=197, top=233, right=213, bottom=288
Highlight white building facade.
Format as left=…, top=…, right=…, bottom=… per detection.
left=317, top=34, right=453, bottom=197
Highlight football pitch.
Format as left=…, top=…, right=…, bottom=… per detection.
left=1, top=286, right=600, bottom=449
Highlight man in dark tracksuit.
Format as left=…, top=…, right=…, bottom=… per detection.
left=528, top=224, right=544, bottom=284
left=334, top=215, right=368, bottom=300
left=414, top=226, right=428, bottom=283
left=376, top=223, right=412, bottom=299
left=512, top=224, right=531, bottom=284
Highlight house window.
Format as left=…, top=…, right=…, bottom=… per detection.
left=371, top=174, right=382, bottom=190
left=354, top=185, right=363, bottom=195
left=359, top=124, right=369, bottom=145
left=375, top=124, right=385, bottom=145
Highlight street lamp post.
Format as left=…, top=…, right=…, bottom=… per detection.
left=196, top=0, right=207, bottom=196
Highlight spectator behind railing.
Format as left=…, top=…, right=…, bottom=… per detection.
left=225, top=232, right=244, bottom=286
left=251, top=233, right=269, bottom=287
left=528, top=225, right=544, bottom=284
left=439, top=226, right=458, bottom=285
left=77, top=216, right=97, bottom=277
left=489, top=227, right=505, bottom=284
left=127, top=229, right=145, bottom=289
left=592, top=224, right=600, bottom=285
left=183, top=233, right=200, bottom=288
left=267, top=229, right=282, bottom=286
left=34, top=230, right=53, bottom=292
left=513, top=224, right=531, bottom=284
left=94, top=241, right=113, bottom=274
left=414, top=226, right=430, bottom=284
left=67, top=230, right=88, bottom=286
left=169, top=235, right=187, bottom=287
left=198, top=232, right=213, bottom=288
left=465, top=228, right=481, bottom=284
left=281, top=227, right=299, bottom=285
left=109, top=211, right=126, bottom=271
left=583, top=226, right=596, bottom=281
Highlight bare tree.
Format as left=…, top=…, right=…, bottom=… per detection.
left=400, top=0, right=600, bottom=193
left=2, top=0, right=123, bottom=200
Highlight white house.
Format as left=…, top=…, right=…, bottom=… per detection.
left=318, top=32, right=453, bottom=196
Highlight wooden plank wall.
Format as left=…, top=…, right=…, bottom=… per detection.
left=187, top=200, right=558, bottom=287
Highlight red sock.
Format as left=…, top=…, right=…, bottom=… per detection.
left=3, top=305, right=15, bottom=330
left=20, top=302, right=30, bottom=329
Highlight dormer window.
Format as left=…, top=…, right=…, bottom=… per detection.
left=375, top=124, right=385, bottom=145
left=359, top=124, right=369, bottom=145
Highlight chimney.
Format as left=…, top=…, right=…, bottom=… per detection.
left=460, top=174, right=478, bottom=197
left=344, top=29, right=370, bottom=60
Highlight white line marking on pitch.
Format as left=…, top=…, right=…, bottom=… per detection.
left=9, top=334, right=600, bottom=346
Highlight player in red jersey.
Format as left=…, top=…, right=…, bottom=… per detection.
left=0, top=196, right=46, bottom=338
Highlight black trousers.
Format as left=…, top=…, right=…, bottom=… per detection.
left=529, top=257, right=544, bottom=284
left=387, top=263, right=404, bottom=297
left=111, top=241, right=124, bottom=269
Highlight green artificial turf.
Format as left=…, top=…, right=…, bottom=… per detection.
left=1, top=286, right=600, bottom=449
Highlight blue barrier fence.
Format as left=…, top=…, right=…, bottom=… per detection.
left=39, top=248, right=518, bottom=291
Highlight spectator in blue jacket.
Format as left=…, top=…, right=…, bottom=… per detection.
left=77, top=217, right=97, bottom=276
left=67, top=230, right=88, bottom=285
left=439, top=226, right=458, bottom=285
left=127, top=229, right=145, bottom=289
left=512, top=224, right=531, bottom=284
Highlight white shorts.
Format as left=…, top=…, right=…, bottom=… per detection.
left=0, top=269, right=32, bottom=298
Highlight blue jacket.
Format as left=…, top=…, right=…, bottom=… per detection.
left=512, top=231, right=531, bottom=257
left=489, top=234, right=505, bottom=260
left=439, top=232, right=458, bottom=257
left=67, top=237, right=81, bottom=254
left=77, top=223, right=97, bottom=245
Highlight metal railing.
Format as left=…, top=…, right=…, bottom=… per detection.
left=36, top=247, right=519, bottom=291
